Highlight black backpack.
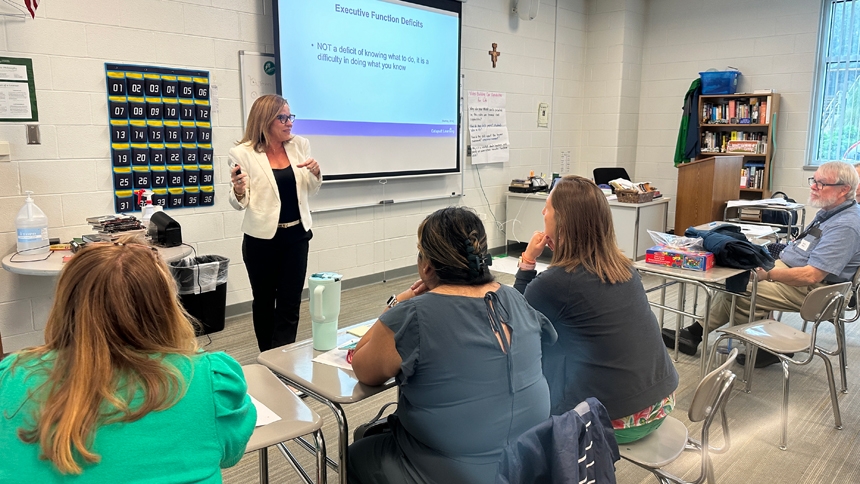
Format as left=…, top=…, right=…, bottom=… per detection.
left=761, top=191, right=799, bottom=236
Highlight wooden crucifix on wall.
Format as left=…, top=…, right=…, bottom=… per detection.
left=489, top=43, right=500, bottom=68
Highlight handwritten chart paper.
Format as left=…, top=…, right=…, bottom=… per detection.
left=467, top=91, right=509, bottom=164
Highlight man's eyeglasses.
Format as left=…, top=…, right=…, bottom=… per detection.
left=275, top=114, right=296, bottom=124
left=808, top=177, right=845, bottom=189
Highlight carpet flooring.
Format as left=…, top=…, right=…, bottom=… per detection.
left=208, top=270, right=860, bottom=484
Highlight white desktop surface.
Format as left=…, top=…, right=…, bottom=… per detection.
left=506, top=192, right=670, bottom=260
left=2, top=244, right=192, bottom=276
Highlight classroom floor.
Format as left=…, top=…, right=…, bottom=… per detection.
left=208, top=270, right=860, bottom=484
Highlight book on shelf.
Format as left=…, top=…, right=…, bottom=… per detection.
left=701, top=95, right=771, bottom=125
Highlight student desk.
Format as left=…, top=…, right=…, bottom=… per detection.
left=257, top=320, right=395, bottom=484
left=243, top=364, right=326, bottom=484
left=506, top=192, right=670, bottom=260
left=634, top=260, right=759, bottom=378
left=1, top=245, right=191, bottom=276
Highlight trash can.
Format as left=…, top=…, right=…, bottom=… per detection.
left=169, top=255, right=229, bottom=336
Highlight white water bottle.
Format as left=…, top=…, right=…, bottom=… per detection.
left=16, top=191, right=49, bottom=255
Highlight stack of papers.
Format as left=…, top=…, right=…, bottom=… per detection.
left=311, top=338, right=359, bottom=371
left=726, top=198, right=802, bottom=209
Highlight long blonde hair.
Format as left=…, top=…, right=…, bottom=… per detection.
left=13, top=237, right=198, bottom=474
left=549, top=175, right=632, bottom=284
left=239, top=94, right=289, bottom=152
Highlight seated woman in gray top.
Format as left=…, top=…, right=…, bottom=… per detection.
left=514, top=175, right=678, bottom=444
left=349, top=207, right=557, bottom=484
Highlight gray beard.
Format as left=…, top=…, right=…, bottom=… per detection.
left=807, top=195, right=831, bottom=209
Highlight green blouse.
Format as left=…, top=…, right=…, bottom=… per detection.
left=0, top=351, right=256, bottom=483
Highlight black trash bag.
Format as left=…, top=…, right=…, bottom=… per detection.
left=169, top=255, right=229, bottom=336
left=169, top=255, right=229, bottom=295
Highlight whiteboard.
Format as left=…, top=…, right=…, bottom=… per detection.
left=238, top=51, right=464, bottom=212
left=239, top=51, right=277, bottom=129
left=312, top=173, right=463, bottom=213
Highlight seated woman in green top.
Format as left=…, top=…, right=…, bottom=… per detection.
left=0, top=237, right=256, bottom=483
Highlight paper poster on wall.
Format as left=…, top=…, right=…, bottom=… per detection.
left=467, top=90, right=508, bottom=164
left=0, top=57, right=38, bottom=122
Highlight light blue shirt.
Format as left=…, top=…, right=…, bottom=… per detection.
left=780, top=201, right=860, bottom=283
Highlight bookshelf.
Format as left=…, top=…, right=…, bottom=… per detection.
left=697, top=93, right=780, bottom=199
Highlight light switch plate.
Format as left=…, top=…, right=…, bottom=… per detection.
left=538, top=103, right=548, bottom=127
left=26, top=125, right=40, bottom=145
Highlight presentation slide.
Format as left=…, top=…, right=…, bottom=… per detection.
left=274, top=0, right=461, bottom=180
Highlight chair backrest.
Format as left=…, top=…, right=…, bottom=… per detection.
left=799, top=282, right=852, bottom=323
left=593, top=167, right=631, bottom=187
left=689, top=348, right=738, bottom=423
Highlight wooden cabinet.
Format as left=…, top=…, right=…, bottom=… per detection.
left=674, top=156, right=743, bottom=232
left=698, top=93, right=780, bottom=198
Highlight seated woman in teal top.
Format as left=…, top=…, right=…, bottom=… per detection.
left=348, top=207, right=558, bottom=484
left=0, top=237, right=256, bottom=483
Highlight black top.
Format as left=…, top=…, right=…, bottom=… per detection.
left=515, top=265, right=678, bottom=420
left=272, top=166, right=301, bottom=224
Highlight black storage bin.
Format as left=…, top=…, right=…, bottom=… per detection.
left=169, top=255, right=229, bottom=336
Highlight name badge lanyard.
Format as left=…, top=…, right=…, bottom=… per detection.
left=794, top=200, right=857, bottom=241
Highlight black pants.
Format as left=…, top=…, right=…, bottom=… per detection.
left=243, top=227, right=311, bottom=352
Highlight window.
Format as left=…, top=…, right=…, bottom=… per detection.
left=809, top=0, right=860, bottom=165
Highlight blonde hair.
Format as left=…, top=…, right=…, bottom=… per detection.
left=13, top=236, right=198, bottom=474
left=549, top=176, right=632, bottom=284
left=238, top=94, right=289, bottom=152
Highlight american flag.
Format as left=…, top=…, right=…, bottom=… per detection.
left=24, top=0, right=39, bottom=19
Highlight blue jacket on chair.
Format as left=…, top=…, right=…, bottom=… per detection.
left=496, top=397, right=620, bottom=484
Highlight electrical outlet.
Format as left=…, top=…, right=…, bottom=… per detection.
left=538, top=103, right=548, bottom=127
left=478, top=213, right=487, bottom=221
left=467, top=145, right=472, bottom=157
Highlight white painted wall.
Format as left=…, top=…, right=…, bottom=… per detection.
left=0, top=0, right=588, bottom=352
left=636, top=0, right=820, bottom=226
left=0, top=0, right=826, bottom=351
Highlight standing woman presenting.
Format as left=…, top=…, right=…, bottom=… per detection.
left=229, top=94, right=322, bottom=351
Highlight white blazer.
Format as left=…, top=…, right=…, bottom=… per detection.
left=228, top=136, right=322, bottom=239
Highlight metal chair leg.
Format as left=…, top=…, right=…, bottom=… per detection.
left=817, top=351, right=843, bottom=431
left=779, top=359, right=790, bottom=451
left=259, top=448, right=269, bottom=484
left=744, top=346, right=757, bottom=393
left=836, top=321, right=848, bottom=393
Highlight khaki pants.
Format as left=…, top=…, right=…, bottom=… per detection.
left=705, top=261, right=825, bottom=332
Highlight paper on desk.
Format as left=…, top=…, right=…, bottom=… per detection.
left=311, top=338, right=358, bottom=371
left=250, top=395, right=281, bottom=427
left=347, top=325, right=370, bottom=337
left=732, top=223, right=777, bottom=237
left=727, top=198, right=802, bottom=209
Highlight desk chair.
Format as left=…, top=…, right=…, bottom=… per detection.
left=242, top=364, right=326, bottom=484
left=620, top=349, right=737, bottom=484
left=593, top=167, right=631, bottom=192
left=708, top=282, right=852, bottom=450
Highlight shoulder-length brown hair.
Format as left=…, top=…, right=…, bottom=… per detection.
left=13, top=236, right=198, bottom=474
left=549, top=175, right=632, bottom=284
left=238, top=94, right=289, bottom=152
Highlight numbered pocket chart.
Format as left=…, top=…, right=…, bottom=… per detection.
left=106, top=64, right=214, bottom=213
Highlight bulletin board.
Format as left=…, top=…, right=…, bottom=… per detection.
left=0, top=56, right=38, bottom=122
left=105, top=64, right=213, bottom=213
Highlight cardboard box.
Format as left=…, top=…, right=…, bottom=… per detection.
left=645, top=246, right=715, bottom=272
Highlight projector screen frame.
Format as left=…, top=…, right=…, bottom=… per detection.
left=271, top=0, right=463, bottom=182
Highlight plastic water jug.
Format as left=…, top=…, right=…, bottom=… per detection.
left=16, top=191, right=49, bottom=255
left=308, top=272, right=342, bottom=351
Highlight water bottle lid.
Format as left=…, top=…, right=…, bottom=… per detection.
left=310, top=272, right=342, bottom=282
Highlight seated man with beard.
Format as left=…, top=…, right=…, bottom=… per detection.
left=663, top=161, right=860, bottom=367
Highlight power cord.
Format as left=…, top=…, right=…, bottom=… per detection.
left=8, top=244, right=52, bottom=263
left=474, top=165, right=506, bottom=235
